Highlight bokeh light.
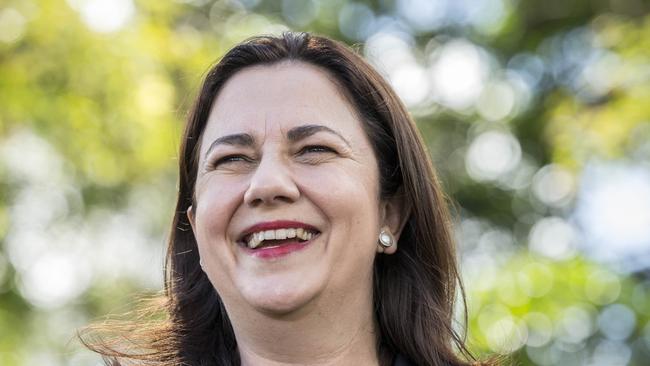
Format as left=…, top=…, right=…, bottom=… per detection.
left=465, top=130, right=521, bottom=182
left=574, top=161, right=650, bottom=271
left=67, top=0, right=135, bottom=33
left=2, top=0, right=650, bottom=365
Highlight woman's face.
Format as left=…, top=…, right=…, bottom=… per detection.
left=189, top=62, right=386, bottom=315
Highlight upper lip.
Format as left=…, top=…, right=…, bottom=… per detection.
left=238, top=220, right=320, bottom=242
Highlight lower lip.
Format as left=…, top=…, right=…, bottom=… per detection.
left=242, top=239, right=312, bottom=259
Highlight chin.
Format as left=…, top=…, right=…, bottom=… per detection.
left=240, top=277, right=323, bottom=316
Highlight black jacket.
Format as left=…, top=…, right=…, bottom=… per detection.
left=393, top=354, right=415, bottom=366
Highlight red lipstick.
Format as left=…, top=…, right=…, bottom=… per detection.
left=243, top=241, right=313, bottom=259
left=239, top=220, right=320, bottom=259
left=239, top=220, right=319, bottom=241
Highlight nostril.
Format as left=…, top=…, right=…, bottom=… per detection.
left=273, top=195, right=295, bottom=204
left=243, top=164, right=300, bottom=205
left=244, top=180, right=300, bottom=206
left=248, top=197, right=264, bottom=207
left=247, top=195, right=294, bottom=207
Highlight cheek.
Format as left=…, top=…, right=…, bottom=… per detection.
left=193, top=176, right=248, bottom=295
left=299, top=163, right=378, bottom=201
left=194, top=176, right=246, bottom=245
left=297, top=163, right=381, bottom=244
left=298, top=166, right=381, bottom=292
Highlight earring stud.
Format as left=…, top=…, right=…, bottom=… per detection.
left=378, top=229, right=394, bottom=248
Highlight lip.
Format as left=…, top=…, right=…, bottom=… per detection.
left=238, top=220, right=320, bottom=242
left=241, top=239, right=315, bottom=259
left=237, top=220, right=320, bottom=259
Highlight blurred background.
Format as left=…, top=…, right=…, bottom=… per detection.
left=1, top=0, right=649, bottom=365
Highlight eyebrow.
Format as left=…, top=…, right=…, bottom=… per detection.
left=204, top=124, right=350, bottom=159
left=286, top=124, right=351, bottom=147
left=204, top=133, right=254, bottom=159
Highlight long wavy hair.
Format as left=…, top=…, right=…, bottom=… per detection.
left=81, top=32, right=479, bottom=366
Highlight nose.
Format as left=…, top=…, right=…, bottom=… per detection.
left=244, top=155, right=300, bottom=207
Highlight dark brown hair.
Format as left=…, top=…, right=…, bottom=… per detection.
left=81, top=32, right=481, bottom=366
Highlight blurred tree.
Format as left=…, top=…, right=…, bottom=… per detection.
left=0, top=0, right=649, bottom=365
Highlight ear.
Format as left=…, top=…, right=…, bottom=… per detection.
left=187, top=205, right=196, bottom=234
left=378, top=189, right=410, bottom=255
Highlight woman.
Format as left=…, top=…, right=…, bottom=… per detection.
left=82, top=32, right=482, bottom=366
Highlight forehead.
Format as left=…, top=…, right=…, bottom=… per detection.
left=202, top=61, right=361, bottom=142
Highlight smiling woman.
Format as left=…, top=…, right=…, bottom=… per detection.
left=80, top=32, right=491, bottom=366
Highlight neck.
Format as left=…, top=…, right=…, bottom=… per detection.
left=227, top=288, right=380, bottom=366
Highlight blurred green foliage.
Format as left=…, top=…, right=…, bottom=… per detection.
left=1, top=0, right=649, bottom=365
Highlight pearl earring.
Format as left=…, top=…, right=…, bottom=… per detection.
left=378, top=228, right=394, bottom=248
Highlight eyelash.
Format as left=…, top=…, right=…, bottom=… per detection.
left=209, top=145, right=336, bottom=168
left=211, top=154, right=251, bottom=167
left=299, top=145, right=336, bottom=155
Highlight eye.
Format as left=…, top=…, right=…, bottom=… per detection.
left=299, top=145, right=336, bottom=155
left=295, top=145, right=338, bottom=165
left=210, top=154, right=252, bottom=168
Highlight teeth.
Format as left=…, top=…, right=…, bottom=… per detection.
left=287, top=228, right=296, bottom=238
left=299, top=230, right=310, bottom=240
left=248, top=234, right=261, bottom=248
left=244, top=227, right=316, bottom=249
